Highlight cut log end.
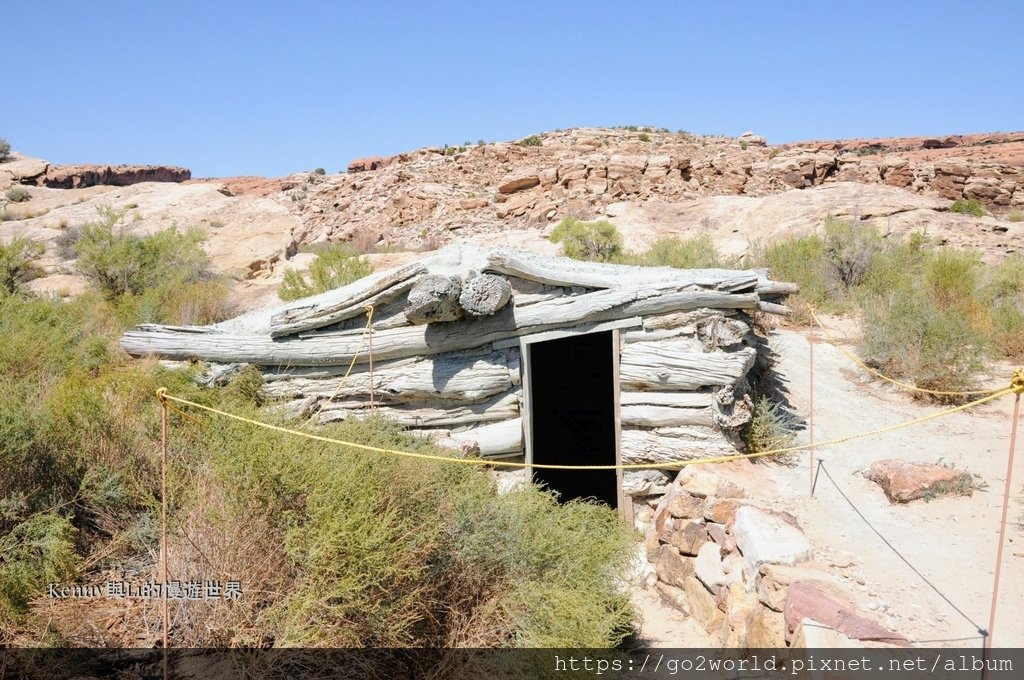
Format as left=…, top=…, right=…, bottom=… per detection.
left=459, top=274, right=512, bottom=318
left=405, top=274, right=464, bottom=325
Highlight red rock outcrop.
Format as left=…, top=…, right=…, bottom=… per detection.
left=865, top=459, right=970, bottom=503
left=40, top=164, right=191, bottom=189
left=347, top=155, right=394, bottom=173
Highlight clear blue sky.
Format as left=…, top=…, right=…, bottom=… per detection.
left=4, top=1, right=1022, bottom=177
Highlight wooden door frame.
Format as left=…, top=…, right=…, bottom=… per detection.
left=517, top=319, right=638, bottom=521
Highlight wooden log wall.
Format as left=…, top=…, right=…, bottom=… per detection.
left=120, top=246, right=792, bottom=468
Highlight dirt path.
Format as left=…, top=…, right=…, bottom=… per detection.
left=765, top=324, right=1023, bottom=646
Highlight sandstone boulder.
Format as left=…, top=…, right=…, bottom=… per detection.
left=733, top=506, right=811, bottom=576
left=865, top=459, right=971, bottom=503
left=669, top=520, right=707, bottom=556
left=784, top=582, right=907, bottom=645
left=694, top=541, right=728, bottom=594
left=497, top=169, right=540, bottom=194
left=655, top=545, right=694, bottom=588
left=347, top=155, right=393, bottom=173
left=683, top=575, right=724, bottom=632
left=667, top=492, right=704, bottom=519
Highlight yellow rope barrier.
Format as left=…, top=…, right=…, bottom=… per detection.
left=153, top=385, right=1014, bottom=472
left=304, top=304, right=375, bottom=422
left=807, top=305, right=1006, bottom=397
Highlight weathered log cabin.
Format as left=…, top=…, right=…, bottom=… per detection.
left=120, top=246, right=795, bottom=517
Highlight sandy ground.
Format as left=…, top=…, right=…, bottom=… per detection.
left=766, top=322, right=1023, bottom=647
left=631, top=319, right=1022, bottom=648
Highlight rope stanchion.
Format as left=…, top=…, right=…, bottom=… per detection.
left=808, top=304, right=816, bottom=497
left=807, top=306, right=1005, bottom=397
left=154, top=384, right=1014, bottom=472
left=156, top=387, right=170, bottom=680
left=985, top=369, right=1022, bottom=648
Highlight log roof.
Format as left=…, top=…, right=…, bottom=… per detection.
left=119, top=246, right=796, bottom=366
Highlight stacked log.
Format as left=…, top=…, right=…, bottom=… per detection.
left=119, top=246, right=793, bottom=464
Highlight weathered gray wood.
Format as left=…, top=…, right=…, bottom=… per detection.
left=620, top=426, right=736, bottom=464
left=121, top=283, right=759, bottom=366
left=269, top=263, right=426, bottom=337
left=620, top=391, right=715, bottom=408
left=485, top=248, right=761, bottom=292
left=621, top=404, right=714, bottom=428
left=642, top=309, right=729, bottom=331
left=757, top=300, right=792, bottom=316
left=262, top=348, right=518, bottom=403
left=405, top=274, right=464, bottom=324
left=620, top=343, right=756, bottom=391
left=624, top=328, right=701, bottom=346
left=447, top=417, right=524, bottom=457
left=459, top=274, right=512, bottom=317
left=493, top=317, right=642, bottom=349
left=316, top=392, right=519, bottom=428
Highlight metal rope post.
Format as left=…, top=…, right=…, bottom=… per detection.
left=986, top=371, right=1022, bottom=648
left=157, top=388, right=170, bottom=680
left=809, top=305, right=816, bottom=497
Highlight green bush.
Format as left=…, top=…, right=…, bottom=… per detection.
left=639, top=235, right=720, bottom=269
left=313, top=167, right=326, bottom=175
left=0, top=236, right=45, bottom=295
left=549, top=218, right=623, bottom=262
left=519, top=135, right=542, bottom=147
left=0, top=289, right=639, bottom=647
left=0, top=138, right=10, bottom=162
left=823, top=217, right=883, bottom=289
left=279, top=243, right=373, bottom=301
left=0, top=513, right=78, bottom=619
left=74, top=207, right=210, bottom=297
left=638, top=133, right=650, bottom=142
left=950, top=198, right=986, bottom=217
left=5, top=186, right=30, bottom=203
left=756, top=233, right=830, bottom=318
left=743, top=396, right=797, bottom=465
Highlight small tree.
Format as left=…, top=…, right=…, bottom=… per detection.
left=549, top=218, right=623, bottom=262
left=74, top=207, right=209, bottom=297
left=0, top=236, right=45, bottom=295
left=279, top=243, right=373, bottom=301
left=0, top=138, right=10, bottom=162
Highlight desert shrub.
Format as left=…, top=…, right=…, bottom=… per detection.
left=313, top=167, right=326, bottom=175
left=0, top=236, right=45, bottom=295
left=519, top=135, right=542, bottom=147
left=278, top=243, right=373, bottom=301
left=0, top=289, right=638, bottom=648
left=0, top=138, right=10, bottom=162
left=74, top=208, right=209, bottom=297
left=755, top=233, right=830, bottom=318
left=638, top=133, right=650, bottom=142
left=859, top=274, right=988, bottom=398
left=639, top=234, right=720, bottom=269
left=950, top=198, right=986, bottom=217
left=1007, top=210, right=1024, bottom=222
left=922, top=463, right=988, bottom=501
left=743, top=396, right=798, bottom=465
left=0, top=514, right=78, bottom=619
left=823, top=218, right=884, bottom=289
left=549, top=218, right=623, bottom=262
left=5, top=186, right=30, bottom=203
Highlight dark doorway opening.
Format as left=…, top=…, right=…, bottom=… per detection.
left=529, top=331, right=618, bottom=508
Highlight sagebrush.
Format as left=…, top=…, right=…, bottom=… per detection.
left=279, top=243, right=373, bottom=300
